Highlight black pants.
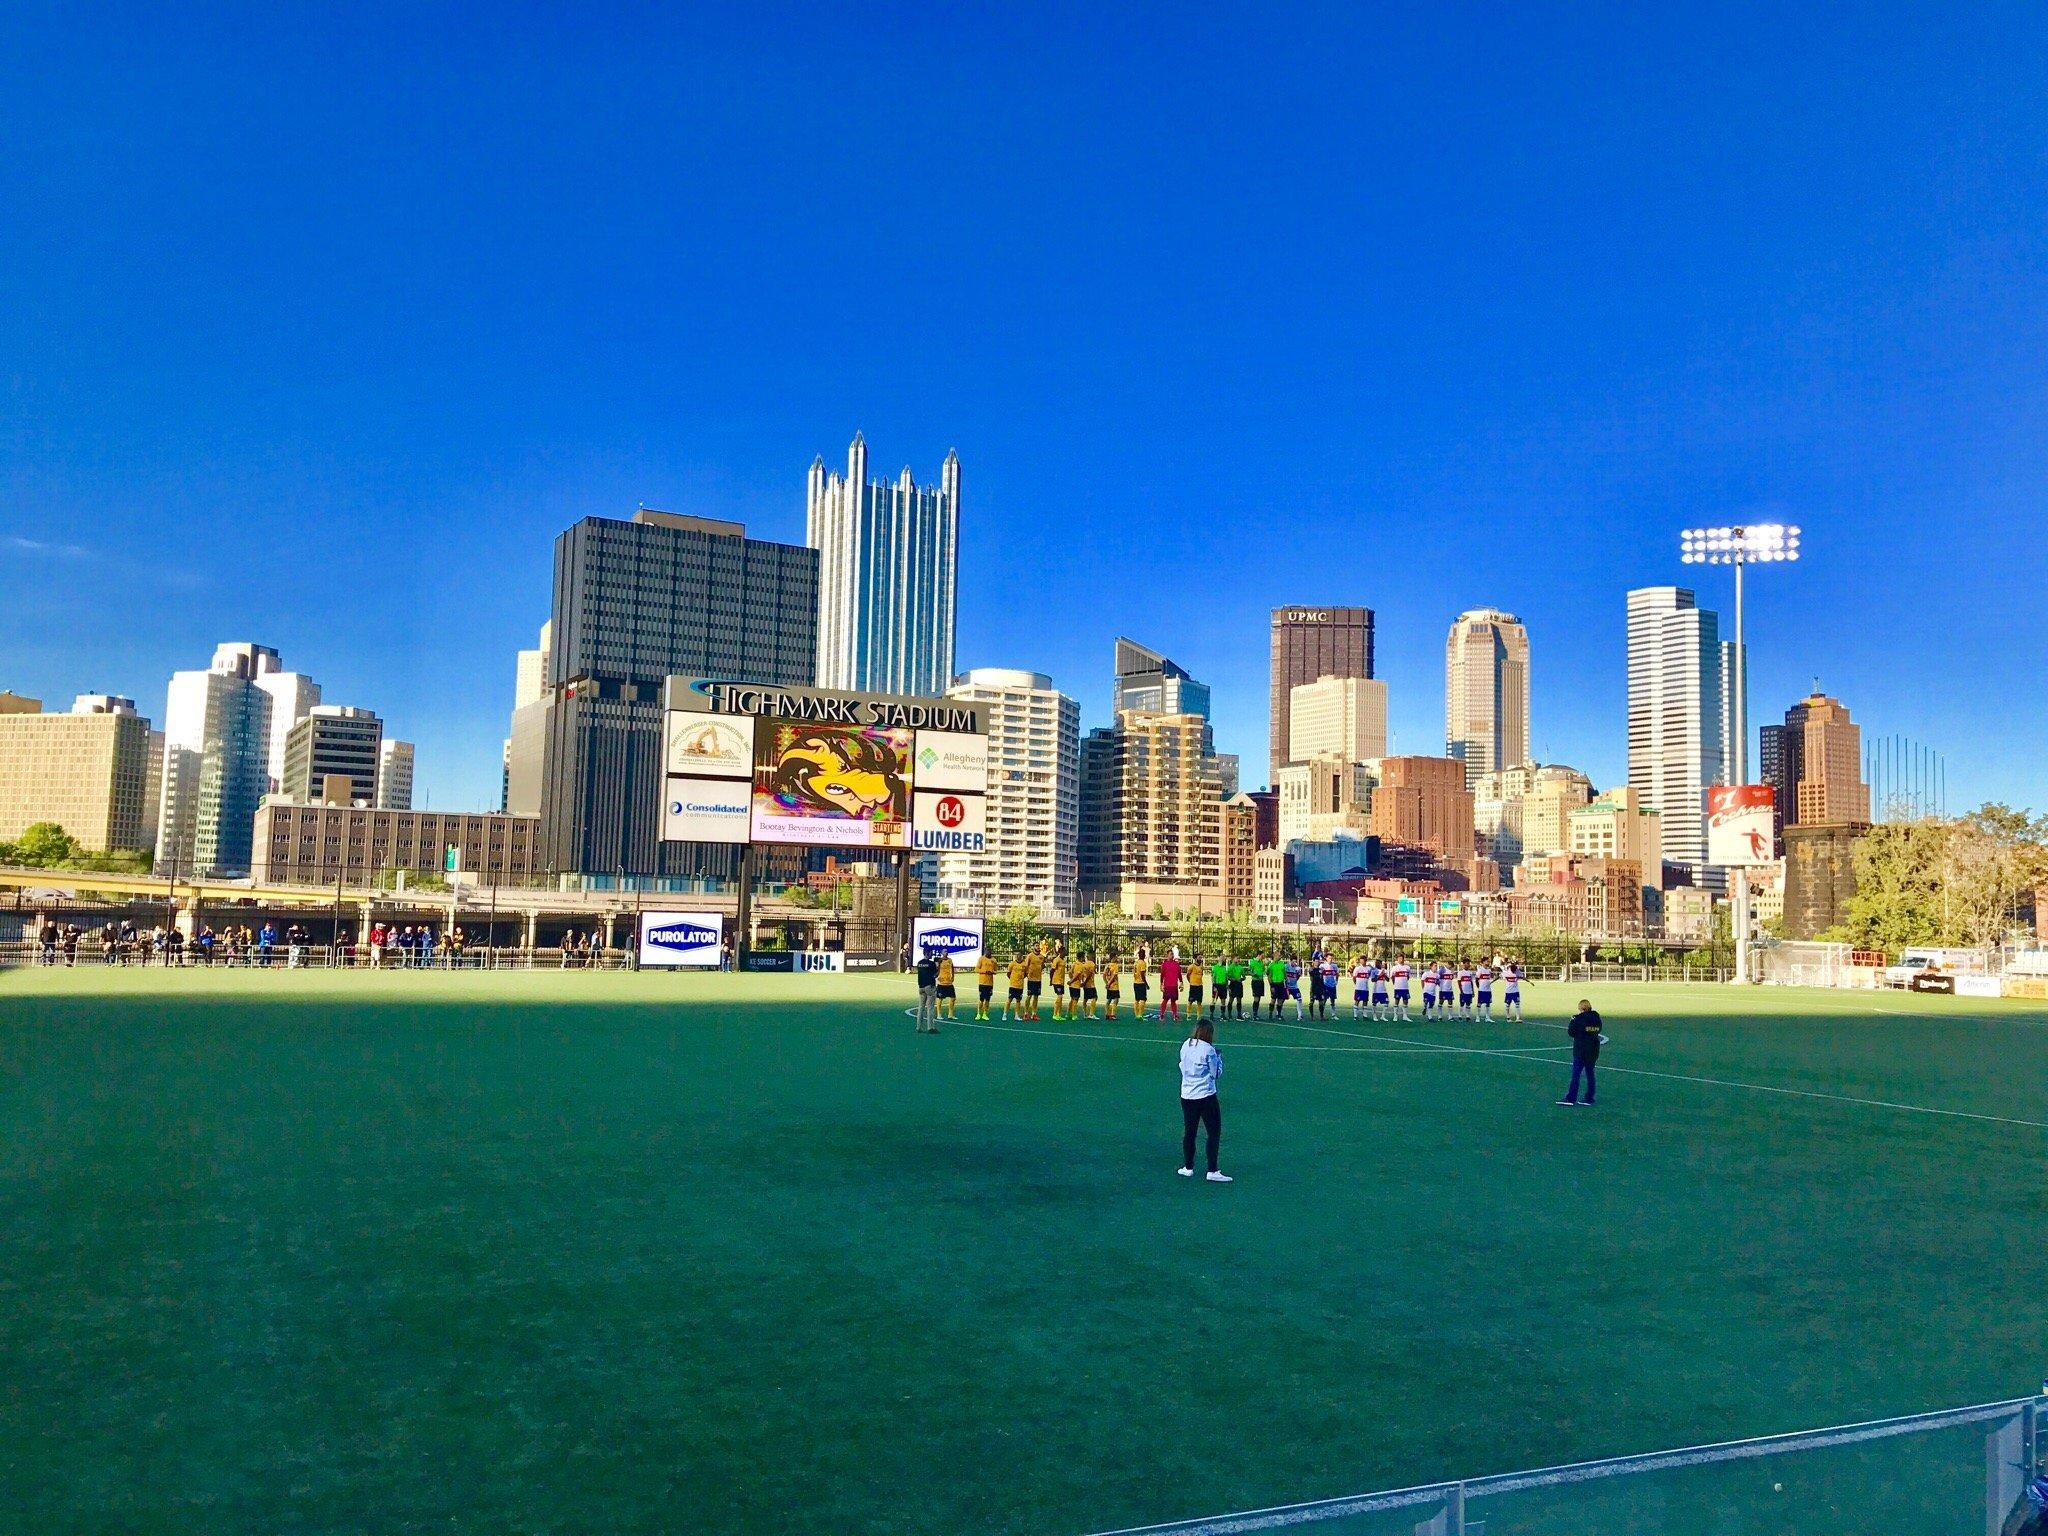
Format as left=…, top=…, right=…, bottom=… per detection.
left=1566, top=1052, right=1598, bottom=1102
left=1181, top=1095, right=1221, bottom=1172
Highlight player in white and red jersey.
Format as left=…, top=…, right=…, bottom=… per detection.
left=1503, top=961, right=1524, bottom=1021
left=1474, top=962, right=1495, bottom=1022
left=1455, top=964, right=1475, bottom=1019
left=1390, top=957, right=1412, bottom=1021
left=1350, top=956, right=1371, bottom=1019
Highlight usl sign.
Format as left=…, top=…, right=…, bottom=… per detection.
left=1707, top=784, right=1776, bottom=867
left=638, top=910, right=725, bottom=968
left=910, top=915, right=984, bottom=966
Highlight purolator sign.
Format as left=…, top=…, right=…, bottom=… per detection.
left=660, top=677, right=987, bottom=852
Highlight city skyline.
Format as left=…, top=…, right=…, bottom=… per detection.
left=6, top=11, right=2045, bottom=818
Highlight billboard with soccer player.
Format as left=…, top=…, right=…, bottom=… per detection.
left=1708, top=784, right=1777, bottom=866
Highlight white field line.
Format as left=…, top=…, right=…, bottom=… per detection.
left=1275, top=1019, right=2048, bottom=1131
left=945, top=1016, right=1525, bottom=1055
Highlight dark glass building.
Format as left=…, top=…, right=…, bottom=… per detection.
left=533, top=510, right=818, bottom=881
left=1269, top=606, right=1374, bottom=776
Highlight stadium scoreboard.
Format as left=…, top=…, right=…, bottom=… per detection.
left=659, top=677, right=989, bottom=855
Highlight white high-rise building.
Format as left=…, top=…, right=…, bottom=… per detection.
left=808, top=434, right=959, bottom=696
left=1288, top=675, right=1388, bottom=764
left=156, top=645, right=277, bottom=877
left=1445, top=608, right=1529, bottom=789
left=938, top=669, right=1079, bottom=917
left=514, top=620, right=552, bottom=710
left=202, top=642, right=320, bottom=790
left=376, top=739, right=415, bottom=811
left=1626, top=587, right=1726, bottom=877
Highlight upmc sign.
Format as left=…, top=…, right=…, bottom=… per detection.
left=1283, top=608, right=1334, bottom=623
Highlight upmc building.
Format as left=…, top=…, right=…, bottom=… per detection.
left=659, top=677, right=988, bottom=856
left=1269, top=605, right=1375, bottom=775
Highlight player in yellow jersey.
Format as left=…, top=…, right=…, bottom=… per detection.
left=1004, top=954, right=1026, bottom=1019
left=1132, top=947, right=1151, bottom=1018
left=935, top=953, right=958, bottom=1019
left=1102, top=954, right=1122, bottom=1018
left=1186, top=956, right=1207, bottom=1018
left=974, top=951, right=997, bottom=1019
left=1049, top=950, right=1068, bottom=1019
left=1024, top=946, right=1045, bottom=1020
left=1074, top=954, right=1095, bottom=1019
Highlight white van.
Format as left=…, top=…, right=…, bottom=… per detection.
left=1883, top=946, right=1987, bottom=988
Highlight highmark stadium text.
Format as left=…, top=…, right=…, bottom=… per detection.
left=675, top=679, right=981, bottom=734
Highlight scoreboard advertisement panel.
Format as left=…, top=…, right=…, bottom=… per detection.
left=751, top=721, right=913, bottom=848
left=660, top=679, right=986, bottom=853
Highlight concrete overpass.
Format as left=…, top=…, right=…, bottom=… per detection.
left=0, top=865, right=865, bottom=950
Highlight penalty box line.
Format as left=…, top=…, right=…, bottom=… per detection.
left=1276, top=1019, right=2048, bottom=1132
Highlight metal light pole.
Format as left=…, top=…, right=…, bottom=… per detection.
left=1681, top=522, right=1801, bottom=984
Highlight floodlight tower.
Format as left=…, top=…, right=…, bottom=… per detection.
left=1680, top=523, right=1801, bottom=984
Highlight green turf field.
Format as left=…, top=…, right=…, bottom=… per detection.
left=1, top=967, right=2043, bottom=1534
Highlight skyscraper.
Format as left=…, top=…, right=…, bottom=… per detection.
left=1078, top=711, right=1224, bottom=912
left=1288, top=675, right=1388, bottom=763
left=282, top=706, right=383, bottom=805
left=375, top=739, right=414, bottom=811
left=1625, top=587, right=1726, bottom=877
left=204, top=643, right=320, bottom=792
left=1789, top=692, right=1870, bottom=824
left=1444, top=608, right=1530, bottom=789
left=1269, top=606, right=1374, bottom=776
left=0, top=694, right=155, bottom=852
left=156, top=645, right=277, bottom=877
left=535, top=509, right=818, bottom=879
left=808, top=434, right=959, bottom=696
left=938, top=669, right=1080, bottom=917
left=1366, top=755, right=1475, bottom=876
left=1112, top=638, right=1211, bottom=719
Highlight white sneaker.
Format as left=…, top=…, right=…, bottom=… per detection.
left=1177, top=1167, right=1194, bottom=1177
left=1206, top=1171, right=1233, bottom=1183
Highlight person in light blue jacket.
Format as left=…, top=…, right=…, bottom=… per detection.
left=1177, top=1021, right=1231, bottom=1183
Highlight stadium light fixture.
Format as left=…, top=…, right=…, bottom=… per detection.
left=1680, top=524, right=1801, bottom=565
left=1677, top=521, right=1807, bottom=989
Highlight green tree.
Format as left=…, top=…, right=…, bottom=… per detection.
left=1837, top=819, right=1948, bottom=953
left=10, top=822, right=79, bottom=867
left=985, top=904, right=1043, bottom=959
left=1085, top=899, right=1127, bottom=958
left=1943, top=804, right=2048, bottom=954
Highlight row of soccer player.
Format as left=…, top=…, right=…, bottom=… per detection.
left=925, top=944, right=1527, bottom=1023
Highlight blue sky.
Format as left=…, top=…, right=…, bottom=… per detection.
left=5, top=4, right=2045, bottom=813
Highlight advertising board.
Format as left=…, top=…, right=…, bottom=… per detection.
left=660, top=680, right=988, bottom=855
left=1708, top=784, right=1777, bottom=867
left=910, top=915, right=985, bottom=966
left=637, top=910, right=725, bottom=968
left=749, top=721, right=913, bottom=848
left=662, top=712, right=755, bottom=844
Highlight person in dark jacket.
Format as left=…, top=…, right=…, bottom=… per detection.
left=1559, top=999, right=1604, bottom=1106
left=914, top=947, right=941, bottom=1034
